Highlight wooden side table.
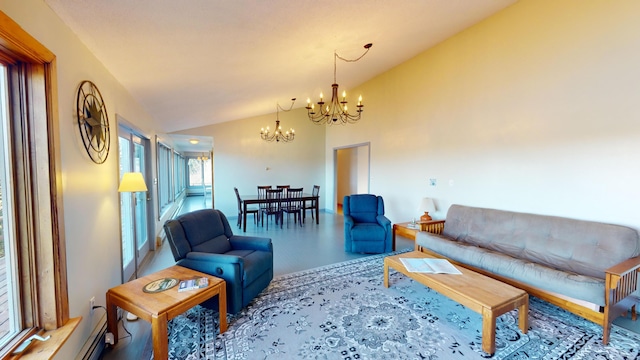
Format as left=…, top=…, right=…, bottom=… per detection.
left=392, top=220, right=446, bottom=249
left=106, top=265, right=227, bottom=359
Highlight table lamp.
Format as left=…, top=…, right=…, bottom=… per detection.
left=418, top=197, right=436, bottom=222
left=118, top=172, right=148, bottom=320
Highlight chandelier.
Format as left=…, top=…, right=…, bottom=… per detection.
left=260, top=98, right=296, bottom=143
left=306, top=43, right=372, bottom=125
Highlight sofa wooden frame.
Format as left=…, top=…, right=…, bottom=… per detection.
left=415, top=219, right=640, bottom=345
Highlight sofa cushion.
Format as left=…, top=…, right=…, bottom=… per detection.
left=442, top=205, right=640, bottom=279
left=417, top=232, right=605, bottom=306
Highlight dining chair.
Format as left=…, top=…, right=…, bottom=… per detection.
left=276, top=185, right=290, bottom=198
left=282, top=187, right=303, bottom=227
left=257, top=185, right=272, bottom=225
left=234, top=187, right=258, bottom=229
left=302, top=185, right=320, bottom=223
left=261, top=188, right=283, bottom=230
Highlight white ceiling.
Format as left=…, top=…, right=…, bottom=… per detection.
left=44, top=0, right=517, bottom=135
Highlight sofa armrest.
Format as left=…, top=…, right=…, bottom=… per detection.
left=420, top=220, right=446, bottom=234
left=605, top=256, right=640, bottom=290
left=605, top=256, right=640, bottom=276
left=229, top=235, right=272, bottom=252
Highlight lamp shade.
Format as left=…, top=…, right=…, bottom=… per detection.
left=419, top=197, right=436, bottom=213
left=118, top=172, right=148, bottom=192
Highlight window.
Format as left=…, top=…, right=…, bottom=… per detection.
left=156, top=140, right=173, bottom=218
left=188, top=156, right=212, bottom=190
left=173, top=150, right=185, bottom=198
left=0, top=63, right=18, bottom=347
left=0, top=10, right=71, bottom=357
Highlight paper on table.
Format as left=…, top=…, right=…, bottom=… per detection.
left=178, top=277, right=209, bottom=292
left=399, top=258, right=462, bottom=274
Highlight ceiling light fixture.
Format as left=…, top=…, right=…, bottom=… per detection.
left=306, top=43, right=373, bottom=125
left=189, top=139, right=199, bottom=144
left=260, top=98, right=296, bottom=143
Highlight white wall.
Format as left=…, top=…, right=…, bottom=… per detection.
left=326, top=0, right=640, bottom=230
left=174, top=107, right=326, bottom=217
left=0, top=0, right=161, bottom=358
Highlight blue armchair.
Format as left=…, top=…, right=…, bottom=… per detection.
left=343, top=194, right=393, bottom=253
left=164, top=209, right=273, bottom=314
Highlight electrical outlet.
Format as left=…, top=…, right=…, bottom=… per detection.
left=90, top=296, right=95, bottom=315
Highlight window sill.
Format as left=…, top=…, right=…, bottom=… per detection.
left=9, top=317, right=81, bottom=359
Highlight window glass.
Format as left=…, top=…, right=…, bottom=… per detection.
left=0, top=64, right=19, bottom=346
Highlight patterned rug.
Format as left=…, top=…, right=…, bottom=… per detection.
left=159, top=251, right=640, bottom=359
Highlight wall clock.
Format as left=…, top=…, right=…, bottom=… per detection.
left=76, top=80, right=110, bottom=164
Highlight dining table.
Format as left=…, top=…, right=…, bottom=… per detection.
left=240, top=193, right=319, bottom=232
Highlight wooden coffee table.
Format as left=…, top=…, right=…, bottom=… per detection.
left=384, top=251, right=528, bottom=355
left=106, top=265, right=227, bottom=359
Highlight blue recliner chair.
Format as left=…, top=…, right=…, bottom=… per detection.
left=164, top=209, right=273, bottom=314
left=343, top=194, right=393, bottom=253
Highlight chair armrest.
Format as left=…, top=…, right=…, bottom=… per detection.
left=376, top=215, right=391, bottom=228
left=185, top=252, right=243, bottom=264
left=229, top=235, right=273, bottom=252
left=180, top=253, right=243, bottom=283
left=344, top=215, right=354, bottom=230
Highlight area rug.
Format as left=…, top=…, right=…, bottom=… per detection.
left=159, top=251, right=640, bottom=359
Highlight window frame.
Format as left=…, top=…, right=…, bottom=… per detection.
left=0, top=10, right=71, bottom=357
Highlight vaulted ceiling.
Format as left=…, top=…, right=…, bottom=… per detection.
left=44, top=0, right=517, bottom=135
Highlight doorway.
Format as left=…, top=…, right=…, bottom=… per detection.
left=118, top=127, right=151, bottom=282
left=186, top=153, right=213, bottom=209
left=334, top=143, right=370, bottom=214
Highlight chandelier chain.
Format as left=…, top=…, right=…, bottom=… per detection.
left=334, top=44, right=372, bottom=83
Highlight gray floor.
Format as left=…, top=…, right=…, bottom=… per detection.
left=102, top=196, right=640, bottom=359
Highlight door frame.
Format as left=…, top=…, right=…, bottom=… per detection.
left=333, top=142, right=371, bottom=212
left=117, top=122, right=153, bottom=283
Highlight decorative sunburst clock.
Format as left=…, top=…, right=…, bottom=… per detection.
left=76, top=80, right=110, bottom=164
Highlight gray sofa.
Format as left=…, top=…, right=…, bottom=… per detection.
left=415, top=204, right=640, bottom=344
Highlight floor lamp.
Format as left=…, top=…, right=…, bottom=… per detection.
left=118, top=172, right=148, bottom=321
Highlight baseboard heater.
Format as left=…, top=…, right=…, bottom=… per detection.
left=75, top=310, right=118, bottom=360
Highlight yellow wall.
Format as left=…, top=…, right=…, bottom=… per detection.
left=327, top=0, right=640, bottom=227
